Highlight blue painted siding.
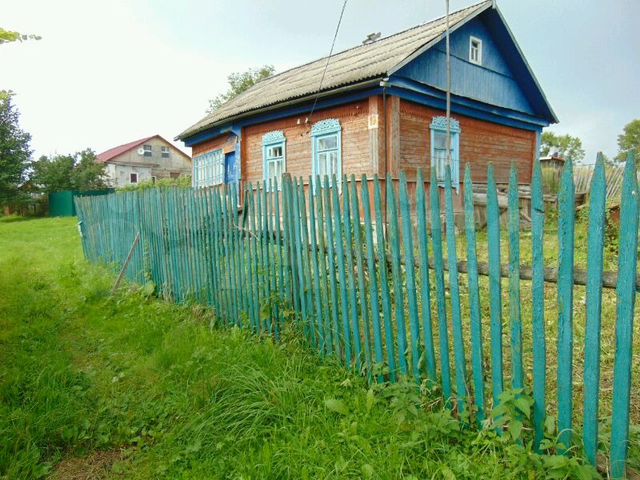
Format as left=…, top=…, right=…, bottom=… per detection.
left=394, top=17, right=534, bottom=116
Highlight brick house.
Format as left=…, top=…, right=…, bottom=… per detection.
left=177, top=0, right=556, bottom=202
left=97, top=135, right=192, bottom=188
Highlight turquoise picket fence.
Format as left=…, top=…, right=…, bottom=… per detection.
left=75, top=154, right=639, bottom=478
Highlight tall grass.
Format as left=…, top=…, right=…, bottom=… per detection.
left=0, top=218, right=601, bottom=479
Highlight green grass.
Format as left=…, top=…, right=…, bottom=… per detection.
left=0, top=218, right=603, bottom=479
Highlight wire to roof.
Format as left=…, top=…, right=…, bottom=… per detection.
left=308, top=0, right=349, bottom=123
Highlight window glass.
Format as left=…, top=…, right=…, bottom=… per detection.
left=193, top=149, right=224, bottom=188
left=430, top=118, right=460, bottom=188
left=263, top=135, right=285, bottom=190
left=311, top=120, right=341, bottom=190
left=318, top=135, right=338, bottom=151
left=469, top=37, right=482, bottom=65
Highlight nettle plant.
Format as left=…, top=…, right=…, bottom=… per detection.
left=487, top=387, right=599, bottom=479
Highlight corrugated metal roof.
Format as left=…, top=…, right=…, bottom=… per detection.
left=178, top=1, right=492, bottom=140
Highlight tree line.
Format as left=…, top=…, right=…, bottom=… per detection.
left=0, top=91, right=109, bottom=211
left=1, top=56, right=639, bottom=211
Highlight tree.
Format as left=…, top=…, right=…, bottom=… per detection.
left=616, top=119, right=640, bottom=162
left=71, top=149, right=110, bottom=191
left=0, top=91, right=32, bottom=205
left=31, top=149, right=108, bottom=194
left=0, top=28, right=40, bottom=44
left=207, top=65, right=275, bottom=113
left=540, top=131, right=585, bottom=164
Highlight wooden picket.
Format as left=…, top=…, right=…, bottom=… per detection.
left=75, top=154, right=640, bottom=478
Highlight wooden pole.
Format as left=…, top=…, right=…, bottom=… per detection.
left=112, top=232, right=140, bottom=294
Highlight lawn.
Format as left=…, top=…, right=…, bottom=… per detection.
left=0, top=217, right=607, bottom=479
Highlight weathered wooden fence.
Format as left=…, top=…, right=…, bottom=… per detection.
left=75, top=154, right=639, bottom=478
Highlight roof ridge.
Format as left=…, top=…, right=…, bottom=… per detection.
left=178, top=0, right=493, bottom=140
left=255, top=0, right=491, bottom=86
left=99, top=135, right=155, bottom=153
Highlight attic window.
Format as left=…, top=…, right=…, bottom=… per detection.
left=143, top=144, right=152, bottom=157
left=161, top=146, right=170, bottom=158
left=469, top=36, right=482, bottom=65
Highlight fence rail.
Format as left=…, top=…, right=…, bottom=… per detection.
left=75, top=153, right=639, bottom=478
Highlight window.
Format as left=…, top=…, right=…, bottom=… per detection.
left=143, top=144, right=152, bottom=157
left=130, top=172, right=138, bottom=184
left=193, top=149, right=224, bottom=188
left=469, top=36, right=482, bottom=65
left=161, top=146, right=170, bottom=158
left=262, top=131, right=286, bottom=190
left=430, top=116, right=461, bottom=189
left=170, top=172, right=180, bottom=179
left=311, top=119, right=341, bottom=189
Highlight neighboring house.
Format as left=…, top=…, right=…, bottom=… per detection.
left=177, top=0, right=556, bottom=201
left=539, top=154, right=565, bottom=171
left=97, top=135, right=192, bottom=188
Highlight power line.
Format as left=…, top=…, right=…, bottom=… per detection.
left=308, top=0, right=349, bottom=122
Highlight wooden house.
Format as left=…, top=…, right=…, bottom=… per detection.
left=177, top=0, right=556, bottom=207
left=97, top=135, right=192, bottom=188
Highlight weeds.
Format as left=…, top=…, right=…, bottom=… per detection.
left=0, top=218, right=611, bottom=478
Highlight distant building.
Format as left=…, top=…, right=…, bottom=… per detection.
left=177, top=0, right=557, bottom=199
left=97, top=135, right=192, bottom=188
left=539, top=154, right=565, bottom=171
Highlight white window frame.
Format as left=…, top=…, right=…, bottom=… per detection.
left=311, top=119, right=342, bottom=191
left=262, top=131, right=286, bottom=191
left=430, top=116, right=461, bottom=189
left=143, top=144, right=152, bottom=157
left=130, top=172, right=138, bottom=184
left=193, top=149, right=225, bottom=188
left=161, top=146, right=170, bottom=158
left=469, top=36, right=483, bottom=65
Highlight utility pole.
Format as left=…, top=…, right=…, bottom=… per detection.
left=445, top=0, right=452, bottom=170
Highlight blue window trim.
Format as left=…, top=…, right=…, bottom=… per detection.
left=262, top=130, right=286, bottom=191
left=430, top=116, right=461, bottom=190
left=311, top=119, right=342, bottom=190
left=193, top=148, right=224, bottom=188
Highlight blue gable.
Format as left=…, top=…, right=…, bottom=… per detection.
left=392, top=9, right=555, bottom=124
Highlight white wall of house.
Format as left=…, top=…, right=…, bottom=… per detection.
left=105, top=163, right=154, bottom=188
left=113, top=137, right=192, bottom=179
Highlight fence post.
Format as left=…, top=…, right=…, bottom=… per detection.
left=557, top=159, right=575, bottom=452
left=582, top=156, right=606, bottom=466
left=399, top=172, right=422, bottom=384
left=361, top=175, right=386, bottom=381
left=508, top=166, right=523, bottom=389
left=444, top=165, right=468, bottom=413
left=610, top=152, right=639, bottom=478
left=486, top=166, right=505, bottom=412
left=415, top=169, right=437, bottom=384
left=430, top=168, right=452, bottom=403
left=530, top=159, right=547, bottom=449
left=463, top=164, right=485, bottom=424
left=387, top=177, right=409, bottom=377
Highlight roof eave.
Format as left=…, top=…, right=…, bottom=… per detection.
left=490, top=5, right=558, bottom=124
left=177, top=77, right=385, bottom=143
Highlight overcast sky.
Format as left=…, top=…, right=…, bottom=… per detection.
left=2, top=0, right=638, bottom=163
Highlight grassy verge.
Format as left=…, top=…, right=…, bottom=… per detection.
left=0, top=218, right=602, bottom=479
